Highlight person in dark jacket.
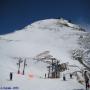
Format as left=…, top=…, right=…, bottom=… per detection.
left=84, top=71, right=89, bottom=90
left=45, top=73, right=46, bottom=78
left=63, top=74, right=66, bottom=81
left=70, top=73, right=72, bottom=79
left=10, top=72, right=13, bottom=81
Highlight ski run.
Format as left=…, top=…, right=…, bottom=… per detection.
left=0, top=18, right=90, bottom=90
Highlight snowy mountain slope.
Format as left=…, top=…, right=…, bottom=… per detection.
left=78, top=33, right=90, bottom=68
left=0, top=18, right=89, bottom=90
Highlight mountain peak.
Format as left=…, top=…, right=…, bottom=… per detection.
left=25, top=18, right=85, bottom=32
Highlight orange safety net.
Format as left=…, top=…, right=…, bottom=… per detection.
left=29, top=73, right=34, bottom=78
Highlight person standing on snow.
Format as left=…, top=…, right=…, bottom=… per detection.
left=45, top=73, right=46, bottom=78
left=10, top=72, right=13, bottom=81
left=63, top=74, right=66, bottom=81
left=84, top=71, right=89, bottom=90
left=70, top=73, right=72, bottom=79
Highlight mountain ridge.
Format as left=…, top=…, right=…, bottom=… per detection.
left=24, top=18, right=85, bottom=32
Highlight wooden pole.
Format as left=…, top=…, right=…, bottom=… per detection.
left=17, top=58, right=22, bottom=74
left=22, top=59, right=27, bottom=75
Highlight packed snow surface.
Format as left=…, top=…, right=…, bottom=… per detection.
left=0, top=18, right=89, bottom=90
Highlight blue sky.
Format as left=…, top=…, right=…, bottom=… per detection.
left=0, top=0, right=90, bottom=34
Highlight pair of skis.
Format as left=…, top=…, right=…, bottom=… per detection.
left=17, top=58, right=27, bottom=75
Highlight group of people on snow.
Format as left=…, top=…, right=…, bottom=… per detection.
left=9, top=69, right=90, bottom=90
left=62, top=71, right=90, bottom=89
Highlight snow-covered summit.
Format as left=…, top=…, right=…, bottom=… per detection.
left=25, top=18, right=85, bottom=31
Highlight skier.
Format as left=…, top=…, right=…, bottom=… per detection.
left=45, top=73, right=46, bottom=78
left=63, top=74, right=66, bottom=81
left=84, top=71, right=89, bottom=90
left=10, top=72, right=13, bottom=81
left=70, top=73, right=72, bottom=79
